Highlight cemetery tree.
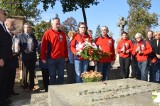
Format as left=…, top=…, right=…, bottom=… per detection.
left=94, top=25, right=101, bottom=39
left=0, top=0, right=41, bottom=22
left=41, top=0, right=100, bottom=27
left=127, top=0, right=158, bottom=38
left=34, top=21, right=51, bottom=40
left=62, top=17, right=77, bottom=32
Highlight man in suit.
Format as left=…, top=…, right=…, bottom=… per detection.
left=5, top=18, right=20, bottom=96
left=19, top=23, right=38, bottom=91
left=151, top=32, right=160, bottom=82
left=0, top=9, right=13, bottom=105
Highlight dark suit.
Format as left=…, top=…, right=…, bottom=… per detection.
left=151, top=39, right=160, bottom=82
left=0, top=23, right=12, bottom=101
left=18, top=33, right=38, bottom=89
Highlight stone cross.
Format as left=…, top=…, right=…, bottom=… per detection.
left=117, top=17, right=127, bottom=35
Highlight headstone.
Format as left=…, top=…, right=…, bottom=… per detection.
left=48, top=79, right=160, bottom=106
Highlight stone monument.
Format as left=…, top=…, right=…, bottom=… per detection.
left=48, top=79, right=160, bottom=106
left=117, top=17, right=127, bottom=35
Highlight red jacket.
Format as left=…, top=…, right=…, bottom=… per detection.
left=70, top=33, right=91, bottom=60
left=95, top=35, right=115, bottom=63
left=40, top=29, right=68, bottom=60
left=117, top=39, right=132, bottom=58
left=132, top=40, right=152, bottom=62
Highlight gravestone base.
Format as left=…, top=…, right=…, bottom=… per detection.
left=48, top=79, right=160, bottom=106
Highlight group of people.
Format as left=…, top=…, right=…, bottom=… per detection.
left=1, top=8, right=160, bottom=106
left=117, top=30, right=160, bottom=82
left=0, top=8, right=38, bottom=105
left=40, top=18, right=115, bottom=86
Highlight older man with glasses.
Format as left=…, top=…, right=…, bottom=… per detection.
left=0, top=9, right=13, bottom=105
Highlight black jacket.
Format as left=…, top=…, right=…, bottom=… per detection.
left=151, top=39, right=160, bottom=55
left=18, top=33, right=38, bottom=61
left=0, top=24, right=12, bottom=60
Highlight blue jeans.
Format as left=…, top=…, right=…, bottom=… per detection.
left=74, top=60, right=89, bottom=83
left=154, top=60, right=160, bottom=82
left=47, top=57, right=65, bottom=85
left=136, top=61, right=148, bottom=81
left=97, top=62, right=111, bottom=81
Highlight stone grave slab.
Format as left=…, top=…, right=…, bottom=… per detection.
left=48, top=79, right=160, bottom=106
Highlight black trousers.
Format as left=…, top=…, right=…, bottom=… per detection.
left=41, top=68, right=49, bottom=91
left=8, top=68, right=17, bottom=94
left=0, top=59, right=11, bottom=100
left=66, top=63, right=75, bottom=84
left=22, top=60, right=36, bottom=89
left=131, top=57, right=137, bottom=78
left=119, top=57, right=131, bottom=78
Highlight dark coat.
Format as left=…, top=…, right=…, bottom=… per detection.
left=18, top=33, right=38, bottom=61
left=151, top=39, right=160, bottom=55
left=0, top=24, right=12, bottom=61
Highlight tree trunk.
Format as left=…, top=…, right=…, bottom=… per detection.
left=81, top=3, right=88, bottom=28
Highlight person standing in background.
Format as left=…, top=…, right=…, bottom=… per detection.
left=151, top=32, right=160, bottom=83
left=66, top=31, right=76, bottom=84
left=19, top=23, right=38, bottom=91
left=116, top=31, right=132, bottom=78
left=146, top=30, right=156, bottom=82
left=38, top=41, right=49, bottom=92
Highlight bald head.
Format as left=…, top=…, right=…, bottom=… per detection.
left=5, top=18, right=15, bottom=31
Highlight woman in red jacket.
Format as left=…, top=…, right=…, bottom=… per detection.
left=132, top=33, right=152, bottom=81
left=117, top=31, right=132, bottom=78
left=70, top=22, right=91, bottom=83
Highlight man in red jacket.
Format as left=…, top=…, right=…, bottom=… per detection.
left=40, top=17, right=68, bottom=85
left=116, top=31, right=133, bottom=78
left=132, top=33, right=152, bottom=81
left=95, top=26, right=115, bottom=81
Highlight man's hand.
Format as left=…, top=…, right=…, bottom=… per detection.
left=125, top=50, right=129, bottom=53
left=0, top=59, right=4, bottom=67
left=42, top=60, right=46, bottom=64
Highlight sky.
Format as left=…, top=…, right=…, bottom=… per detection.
left=37, top=0, right=160, bottom=42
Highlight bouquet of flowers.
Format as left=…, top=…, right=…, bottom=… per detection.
left=76, top=41, right=111, bottom=61
left=81, top=70, right=103, bottom=83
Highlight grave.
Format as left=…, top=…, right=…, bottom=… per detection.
left=48, top=79, right=160, bottom=106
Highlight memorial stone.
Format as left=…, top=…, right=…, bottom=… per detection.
left=49, top=79, right=160, bottom=106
